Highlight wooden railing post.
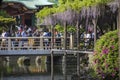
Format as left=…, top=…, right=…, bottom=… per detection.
left=61, top=37, right=64, bottom=49
left=40, top=36, right=43, bottom=49
left=70, top=33, right=74, bottom=49
left=8, top=37, right=11, bottom=50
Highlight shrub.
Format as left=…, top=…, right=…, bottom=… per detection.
left=92, top=30, right=118, bottom=80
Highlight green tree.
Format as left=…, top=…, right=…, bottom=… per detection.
left=36, top=0, right=114, bottom=36
left=36, top=0, right=112, bottom=18
left=0, top=10, right=15, bottom=32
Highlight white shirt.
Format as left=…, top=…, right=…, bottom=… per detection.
left=1, top=32, right=6, bottom=41
left=84, top=33, right=91, bottom=42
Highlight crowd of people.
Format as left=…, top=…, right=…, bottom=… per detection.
left=0, top=24, right=62, bottom=49
left=0, top=24, right=98, bottom=50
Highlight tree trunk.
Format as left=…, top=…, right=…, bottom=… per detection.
left=64, top=21, right=67, bottom=49
left=92, top=18, right=97, bottom=48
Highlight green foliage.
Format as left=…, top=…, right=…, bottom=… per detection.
left=36, top=0, right=113, bottom=19
left=0, top=10, right=15, bottom=32
left=55, top=24, right=64, bottom=32
left=0, top=16, right=15, bottom=25
left=67, top=25, right=76, bottom=33
left=58, top=0, right=66, bottom=5
left=0, top=10, right=10, bottom=17
left=36, top=7, right=56, bottom=19
left=0, top=10, right=15, bottom=25
left=48, top=0, right=58, bottom=3
left=95, top=0, right=113, bottom=4
left=92, top=30, right=118, bottom=80
left=55, top=24, right=76, bottom=33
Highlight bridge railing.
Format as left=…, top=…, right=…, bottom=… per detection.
left=0, top=37, right=94, bottom=51
left=0, top=37, right=69, bottom=50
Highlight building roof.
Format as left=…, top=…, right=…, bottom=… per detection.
left=3, top=0, right=54, bottom=9
left=1, top=0, right=54, bottom=15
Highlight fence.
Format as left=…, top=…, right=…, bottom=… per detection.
left=0, top=36, right=94, bottom=51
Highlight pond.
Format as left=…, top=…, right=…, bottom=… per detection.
left=0, top=56, right=77, bottom=80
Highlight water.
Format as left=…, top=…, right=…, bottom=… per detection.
left=3, top=75, right=71, bottom=80
left=0, top=56, right=77, bottom=80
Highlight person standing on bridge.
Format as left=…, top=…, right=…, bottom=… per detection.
left=84, top=31, right=91, bottom=50
left=21, top=29, right=28, bottom=49
left=1, top=30, right=7, bottom=50
left=42, top=30, right=50, bottom=49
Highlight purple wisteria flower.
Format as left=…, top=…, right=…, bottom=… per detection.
left=105, top=64, right=108, bottom=68
left=97, top=68, right=101, bottom=74
left=111, top=73, right=115, bottom=77
left=101, top=73, right=105, bottom=79
left=102, top=48, right=109, bottom=54
left=100, top=53, right=102, bottom=57
left=111, top=45, right=114, bottom=49
left=114, top=67, right=119, bottom=71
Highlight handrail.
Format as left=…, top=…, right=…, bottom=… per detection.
left=0, top=37, right=69, bottom=50
left=0, top=37, right=94, bottom=51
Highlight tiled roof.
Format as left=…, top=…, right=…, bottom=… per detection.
left=3, top=0, right=54, bottom=9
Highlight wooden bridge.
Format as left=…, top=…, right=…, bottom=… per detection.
left=0, top=37, right=93, bottom=80
left=0, top=36, right=93, bottom=56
